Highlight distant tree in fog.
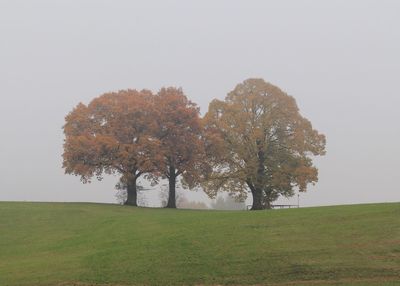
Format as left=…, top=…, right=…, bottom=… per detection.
left=210, top=195, right=246, bottom=210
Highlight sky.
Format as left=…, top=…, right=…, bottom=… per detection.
left=0, top=0, right=399, bottom=207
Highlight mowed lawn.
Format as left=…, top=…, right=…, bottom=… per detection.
left=0, top=202, right=399, bottom=286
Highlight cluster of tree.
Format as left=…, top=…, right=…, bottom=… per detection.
left=210, top=195, right=246, bottom=211
left=63, top=78, right=326, bottom=210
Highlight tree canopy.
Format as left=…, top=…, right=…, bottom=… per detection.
left=63, top=89, right=159, bottom=206
left=150, top=87, right=207, bottom=208
left=63, top=79, right=326, bottom=210
left=202, top=78, right=326, bottom=210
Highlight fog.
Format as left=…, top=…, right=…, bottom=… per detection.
left=0, top=0, right=399, bottom=207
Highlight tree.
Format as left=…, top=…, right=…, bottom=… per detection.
left=62, top=89, right=159, bottom=206
left=151, top=87, right=207, bottom=208
left=210, top=194, right=246, bottom=210
left=202, top=78, right=326, bottom=210
left=158, top=182, right=208, bottom=209
left=178, top=196, right=209, bottom=210
left=115, top=178, right=148, bottom=206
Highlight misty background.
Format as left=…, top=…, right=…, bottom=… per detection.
left=0, top=0, right=399, bottom=207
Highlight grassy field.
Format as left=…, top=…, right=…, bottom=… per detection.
left=0, top=202, right=399, bottom=286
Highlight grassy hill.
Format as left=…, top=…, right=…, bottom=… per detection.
left=0, top=202, right=399, bottom=286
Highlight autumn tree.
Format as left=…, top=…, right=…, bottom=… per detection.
left=63, top=89, right=159, bottom=206
left=202, top=78, right=326, bottom=210
left=151, top=87, right=207, bottom=208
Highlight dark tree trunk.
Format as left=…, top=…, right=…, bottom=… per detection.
left=250, top=140, right=267, bottom=210
left=247, top=180, right=263, bottom=210
left=125, top=177, right=138, bottom=206
left=251, top=187, right=264, bottom=210
left=166, top=166, right=177, bottom=208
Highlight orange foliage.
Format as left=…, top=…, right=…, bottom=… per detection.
left=202, top=78, right=326, bottom=210
left=63, top=80, right=326, bottom=210
left=63, top=89, right=160, bottom=205
left=150, top=87, right=207, bottom=208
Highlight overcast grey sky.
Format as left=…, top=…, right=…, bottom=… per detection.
left=0, top=0, right=399, bottom=207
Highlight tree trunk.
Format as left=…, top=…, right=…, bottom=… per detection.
left=251, top=140, right=266, bottom=210
left=125, top=177, right=138, bottom=206
left=251, top=187, right=263, bottom=210
left=166, top=166, right=177, bottom=208
left=264, top=198, right=272, bottom=209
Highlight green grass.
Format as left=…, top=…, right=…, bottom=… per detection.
left=0, top=202, right=399, bottom=286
